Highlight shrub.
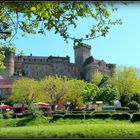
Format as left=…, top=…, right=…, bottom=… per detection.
left=111, top=113, right=131, bottom=120
left=127, top=101, right=139, bottom=112
left=27, top=103, right=44, bottom=117
left=120, top=113, right=131, bottom=120
left=131, top=113, right=140, bottom=122
left=84, top=114, right=93, bottom=119
left=131, top=93, right=140, bottom=104
left=3, top=111, right=13, bottom=119
left=52, top=114, right=64, bottom=121
left=0, top=114, right=3, bottom=119
left=52, top=113, right=93, bottom=120
left=115, top=107, right=130, bottom=112
left=63, top=114, right=76, bottom=119
left=91, top=113, right=111, bottom=119
left=63, top=114, right=84, bottom=119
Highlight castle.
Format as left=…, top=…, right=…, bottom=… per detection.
left=0, top=43, right=115, bottom=81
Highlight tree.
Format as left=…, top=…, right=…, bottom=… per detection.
left=82, top=82, right=99, bottom=104
left=11, top=78, right=45, bottom=105
left=0, top=2, right=122, bottom=68
left=91, top=71, right=103, bottom=86
left=96, top=84, right=119, bottom=105
left=0, top=2, right=122, bottom=45
left=0, top=50, right=5, bottom=69
left=62, top=79, right=86, bottom=110
left=40, top=75, right=69, bottom=109
left=110, top=65, right=140, bottom=106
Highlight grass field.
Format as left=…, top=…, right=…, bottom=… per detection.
left=0, top=117, right=140, bottom=138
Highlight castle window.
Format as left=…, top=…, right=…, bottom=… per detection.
left=0, top=89, right=4, bottom=97
left=24, top=65, right=28, bottom=69
left=26, top=70, right=29, bottom=76
left=36, top=72, right=39, bottom=77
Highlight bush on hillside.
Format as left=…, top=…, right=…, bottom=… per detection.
left=3, top=111, right=13, bottom=119
left=0, top=114, right=3, bottom=119
left=91, top=113, right=111, bottom=119
left=63, top=114, right=84, bottom=119
left=27, top=103, right=44, bottom=117
left=131, top=113, right=140, bottom=122
left=51, top=114, right=64, bottom=122
left=131, top=93, right=140, bottom=104
left=127, top=101, right=139, bottom=112
left=51, top=112, right=132, bottom=121
left=111, top=113, right=131, bottom=120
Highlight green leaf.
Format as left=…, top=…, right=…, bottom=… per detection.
left=30, top=6, right=36, bottom=11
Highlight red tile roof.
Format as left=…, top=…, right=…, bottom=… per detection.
left=0, top=79, right=14, bottom=89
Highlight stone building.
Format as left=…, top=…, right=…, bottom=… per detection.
left=0, top=43, right=115, bottom=81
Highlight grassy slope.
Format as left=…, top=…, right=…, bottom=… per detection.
left=0, top=117, right=140, bottom=138
left=1, top=123, right=140, bottom=138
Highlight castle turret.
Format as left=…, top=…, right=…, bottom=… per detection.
left=0, top=47, right=15, bottom=78
left=74, top=43, right=91, bottom=68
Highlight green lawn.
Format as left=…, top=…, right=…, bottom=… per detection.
left=0, top=117, right=140, bottom=138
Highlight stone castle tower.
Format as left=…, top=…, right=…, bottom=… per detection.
left=74, top=43, right=115, bottom=81
left=74, top=43, right=91, bottom=69
left=0, top=47, right=15, bottom=78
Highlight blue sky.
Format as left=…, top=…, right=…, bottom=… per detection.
left=13, top=2, right=140, bottom=68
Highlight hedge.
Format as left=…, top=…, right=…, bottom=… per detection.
left=52, top=113, right=132, bottom=121
left=51, top=114, right=64, bottom=122
left=111, top=113, right=131, bottom=120
left=63, top=114, right=82, bottom=119
left=127, top=101, right=139, bottom=112
left=131, top=113, right=140, bottom=122
left=91, top=113, right=111, bottom=119
left=63, top=114, right=92, bottom=119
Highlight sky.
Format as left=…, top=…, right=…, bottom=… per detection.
left=12, top=2, right=140, bottom=68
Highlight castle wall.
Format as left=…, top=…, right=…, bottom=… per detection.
left=0, top=44, right=115, bottom=82
left=14, top=55, right=80, bottom=79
